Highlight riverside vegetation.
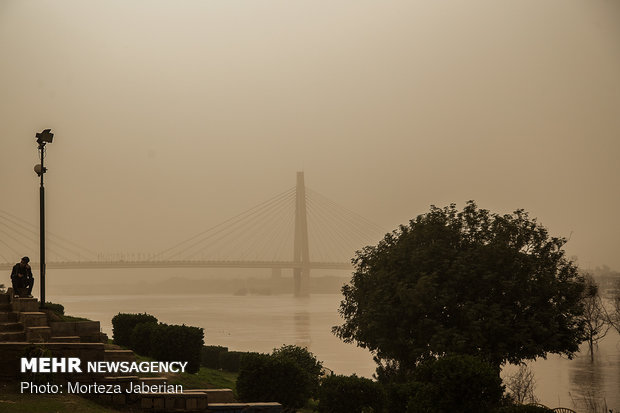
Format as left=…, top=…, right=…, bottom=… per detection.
left=5, top=202, right=617, bottom=412
left=110, top=309, right=575, bottom=412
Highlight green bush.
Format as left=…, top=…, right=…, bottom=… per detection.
left=151, top=323, right=204, bottom=373
left=407, top=355, right=504, bottom=413
left=383, top=380, right=419, bottom=413
left=272, top=345, right=323, bottom=397
left=112, top=313, right=158, bottom=347
left=201, top=345, right=228, bottom=369
left=237, top=352, right=309, bottom=409
left=219, top=351, right=252, bottom=372
left=44, top=302, right=64, bottom=316
left=318, top=374, right=385, bottom=413
left=496, top=405, right=554, bottom=413
left=130, top=322, right=158, bottom=357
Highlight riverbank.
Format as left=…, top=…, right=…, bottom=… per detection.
left=0, top=385, right=121, bottom=413
left=0, top=366, right=238, bottom=413
left=49, top=291, right=620, bottom=410
left=47, top=275, right=350, bottom=296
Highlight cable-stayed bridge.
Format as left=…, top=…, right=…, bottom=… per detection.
left=0, top=172, right=385, bottom=296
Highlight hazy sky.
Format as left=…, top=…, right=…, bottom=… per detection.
left=1, top=1, right=619, bottom=269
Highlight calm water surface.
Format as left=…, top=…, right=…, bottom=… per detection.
left=55, top=293, right=620, bottom=411
left=55, top=293, right=377, bottom=377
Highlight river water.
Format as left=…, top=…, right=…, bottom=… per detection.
left=51, top=291, right=619, bottom=412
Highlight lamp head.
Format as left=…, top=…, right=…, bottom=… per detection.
left=34, top=164, right=46, bottom=176
left=36, top=129, right=54, bottom=144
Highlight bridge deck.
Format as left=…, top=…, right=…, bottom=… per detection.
left=0, top=260, right=352, bottom=271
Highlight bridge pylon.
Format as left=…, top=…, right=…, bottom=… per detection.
left=293, top=171, right=310, bottom=297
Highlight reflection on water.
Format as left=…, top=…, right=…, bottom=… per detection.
left=294, top=310, right=311, bottom=348
left=54, top=293, right=376, bottom=377
left=503, top=329, right=620, bottom=412
left=567, top=337, right=620, bottom=412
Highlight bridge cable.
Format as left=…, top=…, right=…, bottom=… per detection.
left=306, top=196, right=359, bottom=262
left=183, top=189, right=296, bottom=261
left=166, top=187, right=295, bottom=260
left=184, top=189, right=295, bottom=260
left=0, top=209, right=99, bottom=259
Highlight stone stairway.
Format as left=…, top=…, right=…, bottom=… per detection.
left=0, top=292, right=282, bottom=412
left=0, top=294, right=46, bottom=342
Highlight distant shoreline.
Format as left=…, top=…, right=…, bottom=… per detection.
left=46, top=275, right=350, bottom=296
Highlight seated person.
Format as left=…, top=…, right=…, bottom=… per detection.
left=11, top=256, right=34, bottom=297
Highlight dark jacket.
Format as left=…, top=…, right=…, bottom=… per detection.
left=11, top=263, right=33, bottom=288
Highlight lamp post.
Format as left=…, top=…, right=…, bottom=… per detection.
left=35, top=128, right=54, bottom=309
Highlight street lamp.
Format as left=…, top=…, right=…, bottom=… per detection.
left=34, top=128, right=54, bottom=309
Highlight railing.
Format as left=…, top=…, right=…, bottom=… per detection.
left=526, top=403, right=577, bottom=413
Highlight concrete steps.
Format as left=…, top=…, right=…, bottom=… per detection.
left=0, top=342, right=106, bottom=381
left=0, top=312, right=19, bottom=322
left=49, top=336, right=81, bottom=343
left=0, top=293, right=282, bottom=412
left=12, top=298, right=39, bottom=312
left=208, top=402, right=282, bottom=412
left=50, top=321, right=103, bottom=343
left=20, top=312, right=48, bottom=327
left=139, top=391, right=209, bottom=412
left=0, top=322, right=23, bottom=332
left=0, top=331, right=26, bottom=341
left=26, top=326, right=51, bottom=342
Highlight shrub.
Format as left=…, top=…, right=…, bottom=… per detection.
left=112, top=313, right=158, bottom=347
left=318, top=374, right=385, bottom=413
left=130, top=322, right=158, bottom=357
left=219, top=351, right=252, bottom=372
left=383, top=380, right=419, bottom=413
left=237, top=353, right=309, bottom=409
left=407, top=354, right=504, bottom=413
left=151, top=323, right=204, bottom=373
left=44, top=302, right=65, bottom=316
left=272, top=345, right=323, bottom=397
left=201, top=345, right=228, bottom=369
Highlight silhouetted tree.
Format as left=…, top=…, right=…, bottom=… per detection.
left=609, top=279, right=620, bottom=335
left=579, top=275, right=611, bottom=362
left=333, top=201, right=586, bottom=376
left=505, top=364, right=538, bottom=404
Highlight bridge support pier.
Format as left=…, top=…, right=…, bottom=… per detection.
left=293, top=172, right=311, bottom=297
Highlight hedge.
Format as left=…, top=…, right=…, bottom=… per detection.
left=318, top=374, right=385, bottom=413
left=219, top=351, right=252, bottom=372
left=130, top=322, right=158, bottom=357
left=201, top=345, right=229, bottom=369
left=236, top=353, right=308, bottom=409
left=151, top=323, right=204, bottom=373
left=112, top=313, right=158, bottom=347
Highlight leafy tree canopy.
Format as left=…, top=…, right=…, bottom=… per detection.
left=236, top=345, right=323, bottom=408
left=333, top=201, right=585, bottom=371
left=272, top=345, right=323, bottom=396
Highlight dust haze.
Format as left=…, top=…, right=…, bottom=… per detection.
left=1, top=0, right=619, bottom=274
